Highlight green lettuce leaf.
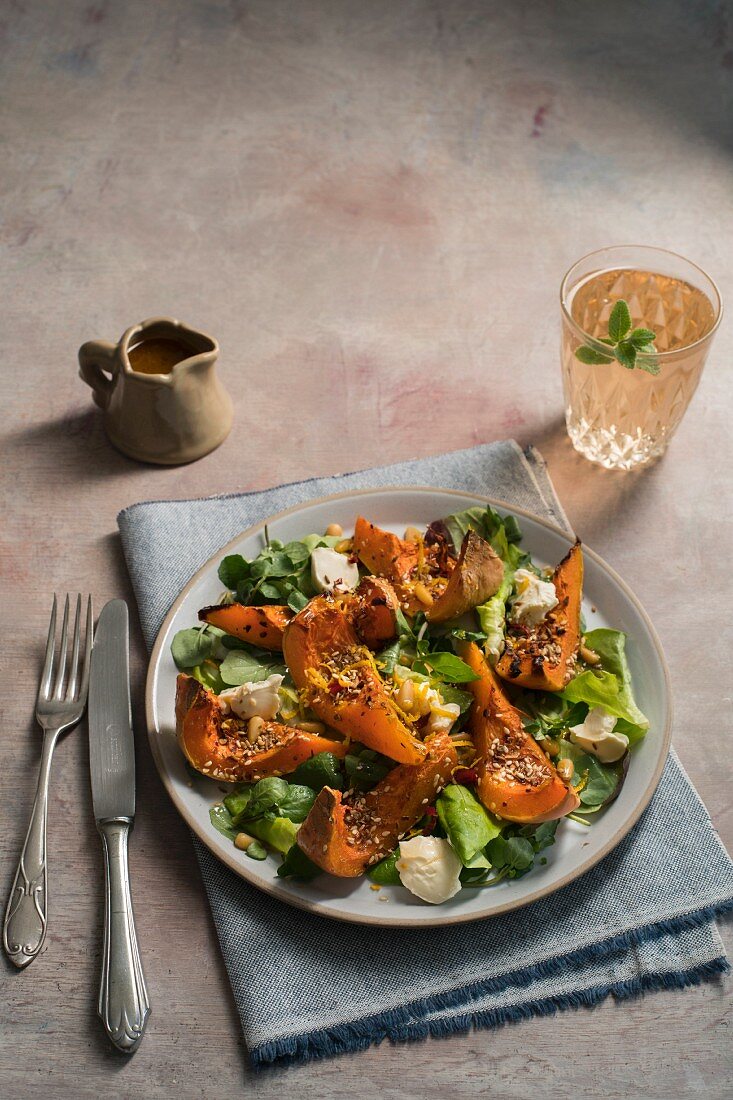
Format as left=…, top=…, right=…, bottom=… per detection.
left=582, top=629, right=649, bottom=738
left=561, top=667, right=648, bottom=743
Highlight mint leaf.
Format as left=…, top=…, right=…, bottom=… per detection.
left=613, top=341, right=637, bottom=370
left=608, top=299, right=631, bottom=342
left=628, top=328, right=656, bottom=348
left=635, top=344, right=661, bottom=375
left=574, top=345, right=614, bottom=365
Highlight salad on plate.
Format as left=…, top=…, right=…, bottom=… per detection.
left=171, top=504, right=648, bottom=904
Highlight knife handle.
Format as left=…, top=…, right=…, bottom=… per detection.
left=97, top=818, right=150, bottom=1053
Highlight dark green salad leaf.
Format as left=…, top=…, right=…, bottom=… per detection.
left=288, top=751, right=344, bottom=792
left=218, top=646, right=287, bottom=686
left=436, top=784, right=502, bottom=864
left=556, top=740, right=624, bottom=808
left=485, top=819, right=558, bottom=880
left=209, top=802, right=239, bottom=841
left=277, top=843, right=322, bottom=881
left=416, top=651, right=480, bottom=684
left=344, top=748, right=392, bottom=791
left=367, top=849, right=402, bottom=885
left=171, top=625, right=220, bottom=669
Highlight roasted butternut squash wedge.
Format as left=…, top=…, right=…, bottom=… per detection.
left=351, top=575, right=399, bottom=649
left=459, top=643, right=579, bottom=823
left=199, top=603, right=291, bottom=651
left=426, top=530, right=504, bottom=623
left=496, top=541, right=583, bottom=691
left=175, top=674, right=347, bottom=783
left=297, top=732, right=458, bottom=876
left=282, top=595, right=427, bottom=765
left=352, top=516, right=456, bottom=614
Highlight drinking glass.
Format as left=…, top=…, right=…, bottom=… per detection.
left=560, top=245, right=722, bottom=470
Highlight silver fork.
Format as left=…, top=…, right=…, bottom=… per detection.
left=3, top=595, right=93, bottom=969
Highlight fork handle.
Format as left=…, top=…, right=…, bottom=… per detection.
left=3, top=728, right=59, bottom=968
left=97, top=818, right=150, bottom=1053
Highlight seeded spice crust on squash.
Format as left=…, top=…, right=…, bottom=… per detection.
left=175, top=673, right=347, bottom=783
left=496, top=541, right=583, bottom=692
left=460, top=642, right=579, bottom=823
left=297, top=731, right=458, bottom=876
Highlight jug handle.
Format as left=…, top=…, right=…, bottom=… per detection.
left=79, top=341, right=118, bottom=410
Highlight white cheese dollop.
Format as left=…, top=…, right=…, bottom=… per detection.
left=396, top=836, right=463, bottom=905
left=569, top=706, right=629, bottom=763
left=511, top=568, right=559, bottom=627
left=218, top=674, right=284, bottom=720
left=311, top=547, right=360, bottom=593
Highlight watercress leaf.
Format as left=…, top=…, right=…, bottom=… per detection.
left=209, top=803, right=239, bottom=841
left=422, top=651, right=480, bottom=683
left=245, top=840, right=268, bottom=860
left=218, top=554, right=249, bottom=590
left=459, top=851, right=492, bottom=883
left=613, top=341, right=637, bottom=370
left=281, top=541, right=312, bottom=568
left=278, top=783, right=317, bottom=823
left=171, top=627, right=217, bottom=669
left=219, top=646, right=286, bottom=686
left=582, top=628, right=649, bottom=739
left=287, top=589, right=310, bottom=613
left=505, top=835, right=535, bottom=870
left=299, top=533, right=342, bottom=552
left=244, top=777, right=290, bottom=818
left=608, top=299, right=632, bottom=342
left=436, top=785, right=502, bottom=864
left=574, top=345, right=614, bottom=365
left=288, top=751, right=344, bottom=791
left=518, top=819, right=558, bottom=852
left=277, top=843, right=322, bottom=880
left=556, top=739, right=620, bottom=806
left=367, top=848, right=402, bottom=885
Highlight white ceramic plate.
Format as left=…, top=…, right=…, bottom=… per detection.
left=146, top=487, right=672, bottom=927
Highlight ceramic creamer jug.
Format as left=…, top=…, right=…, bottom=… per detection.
left=79, top=316, right=233, bottom=464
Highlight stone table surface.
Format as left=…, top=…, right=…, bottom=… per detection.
left=1, top=1, right=732, bottom=1097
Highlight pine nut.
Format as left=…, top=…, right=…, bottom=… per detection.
left=404, top=526, right=422, bottom=543
left=557, top=758, right=574, bottom=781
left=247, top=716, right=265, bottom=743
left=413, top=582, right=434, bottom=607
left=234, top=832, right=254, bottom=851
left=296, top=720, right=326, bottom=735
left=326, top=523, right=343, bottom=537
left=335, top=538, right=353, bottom=554
left=580, top=642, right=601, bottom=666
left=544, top=737, right=560, bottom=757
left=396, top=680, right=415, bottom=713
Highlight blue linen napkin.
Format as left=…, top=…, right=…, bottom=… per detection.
left=118, top=440, right=733, bottom=1067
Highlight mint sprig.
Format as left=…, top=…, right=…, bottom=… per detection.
left=575, top=299, right=659, bottom=375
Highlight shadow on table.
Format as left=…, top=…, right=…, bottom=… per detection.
left=6, top=409, right=161, bottom=485
left=520, top=415, right=663, bottom=545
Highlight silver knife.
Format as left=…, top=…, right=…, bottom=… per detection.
left=89, top=599, right=150, bottom=1054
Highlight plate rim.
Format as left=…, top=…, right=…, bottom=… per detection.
left=145, top=485, right=673, bottom=927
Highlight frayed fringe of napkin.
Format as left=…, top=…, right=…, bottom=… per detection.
left=250, top=902, right=733, bottom=1068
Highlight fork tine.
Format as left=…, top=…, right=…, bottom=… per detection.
left=53, top=595, right=70, bottom=700
left=77, top=595, right=94, bottom=702
left=38, top=595, right=58, bottom=701
left=65, top=594, right=82, bottom=700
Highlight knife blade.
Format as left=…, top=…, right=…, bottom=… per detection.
left=89, top=599, right=135, bottom=822
left=89, top=599, right=150, bottom=1053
